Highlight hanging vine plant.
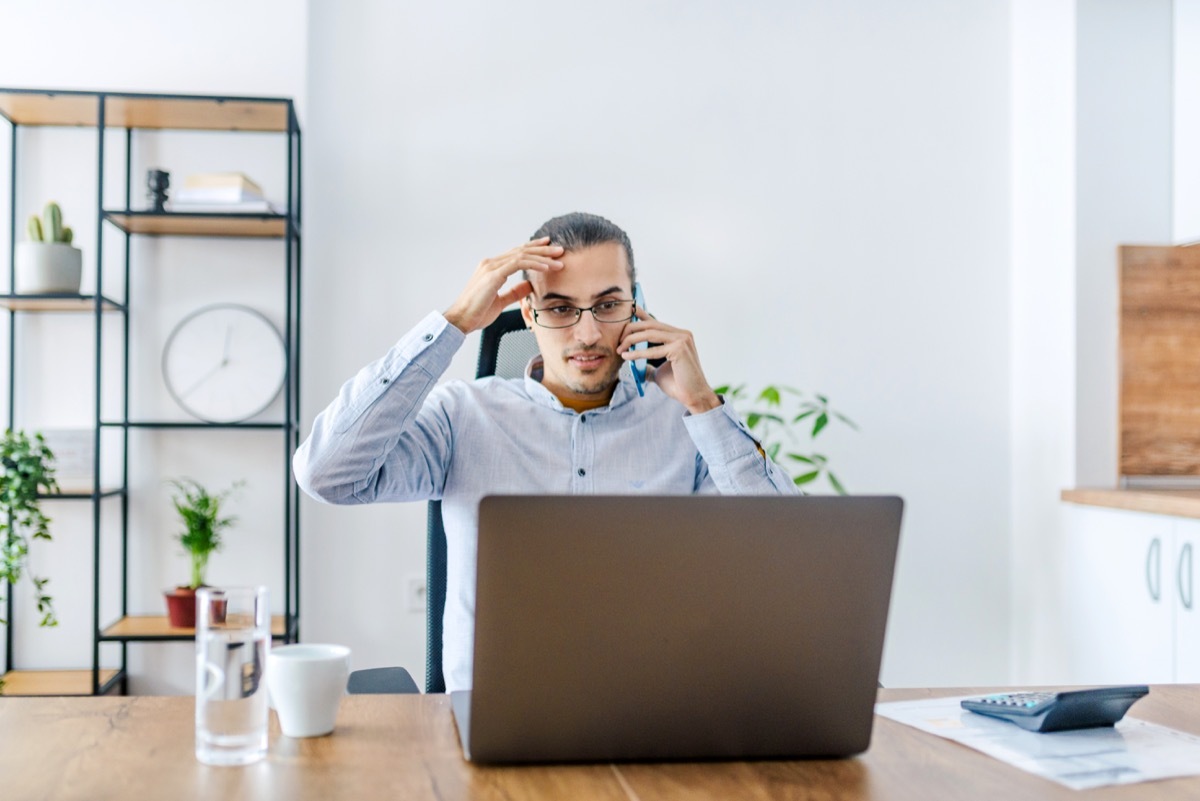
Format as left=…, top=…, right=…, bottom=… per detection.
left=0, top=429, right=59, bottom=630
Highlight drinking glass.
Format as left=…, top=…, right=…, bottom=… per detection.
left=195, top=586, right=270, bottom=766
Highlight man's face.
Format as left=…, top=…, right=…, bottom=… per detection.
left=520, top=241, right=633, bottom=403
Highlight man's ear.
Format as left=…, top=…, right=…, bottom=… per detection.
left=519, top=294, right=535, bottom=328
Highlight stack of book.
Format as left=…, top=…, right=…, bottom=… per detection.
left=165, top=173, right=281, bottom=213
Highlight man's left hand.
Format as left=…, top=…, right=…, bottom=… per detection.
left=618, top=307, right=721, bottom=415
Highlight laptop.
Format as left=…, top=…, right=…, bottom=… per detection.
left=451, top=494, right=903, bottom=764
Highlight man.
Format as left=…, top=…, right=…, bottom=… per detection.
left=294, top=212, right=796, bottom=691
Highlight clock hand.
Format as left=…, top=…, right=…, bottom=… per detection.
left=221, top=325, right=233, bottom=361
left=178, top=358, right=228, bottom=400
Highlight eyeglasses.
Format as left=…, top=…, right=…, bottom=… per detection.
left=530, top=299, right=636, bottom=329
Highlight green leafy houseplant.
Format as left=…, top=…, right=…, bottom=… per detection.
left=163, top=479, right=240, bottom=628
left=716, top=384, right=858, bottom=494
left=171, top=479, right=239, bottom=590
left=0, top=430, right=59, bottom=629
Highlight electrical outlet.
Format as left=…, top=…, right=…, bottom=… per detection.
left=406, top=575, right=427, bottom=613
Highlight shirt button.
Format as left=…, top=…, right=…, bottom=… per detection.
left=577, top=468, right=586, bottom=477
left=380, top=378, right=389, bottom=384
left=580, top=415, right=586, bottom=423
left=422, top=333, right=433, bottom=342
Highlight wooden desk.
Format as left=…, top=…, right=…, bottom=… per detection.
left=4, top=687, right=1200, bottom=799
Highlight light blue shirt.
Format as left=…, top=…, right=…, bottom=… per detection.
left=294, top=310, right=797, bottom=691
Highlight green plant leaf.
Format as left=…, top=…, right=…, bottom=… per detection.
left=816, top=394, right=828, bottom=404
left=787, top=453, right=815, bottom=464
left=828, top=471, right=847, bottom=495
left=746, top=413, right=761, bottom=429
left=834, top=411, right=859, bottom=430
left=793, top=410, right=817, bottom=423
left=767, top=442, right=781, bottom=461
left=794, top=471, right=820, bottom=485
left=812, top=412, right=829, bottom=437
left=758, top=386, right=781, bottom=406
left=713, top=385, right=730, bottom=395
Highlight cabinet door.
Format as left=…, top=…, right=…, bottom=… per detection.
left=1063, top=506, right=1174, bottom=683
left=1174, top=519, right=1200, bottom=682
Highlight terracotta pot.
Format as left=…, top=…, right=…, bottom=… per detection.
left=163, top=587, right=227, bottom=628
left=164, top=586, right=198, bottom=628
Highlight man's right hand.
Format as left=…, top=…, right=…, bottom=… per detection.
left=443, top=237, right=564, bottom=334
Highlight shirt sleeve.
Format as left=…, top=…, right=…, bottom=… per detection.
left=684, top=398, right=799, bottom=495
left=293, top=311, right=466, bottom=505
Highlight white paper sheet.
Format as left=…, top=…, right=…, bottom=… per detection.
left=875, top=695, right=1200, bottom=791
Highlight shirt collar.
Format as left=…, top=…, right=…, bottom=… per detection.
left=523, top=355, right=640, bottom=413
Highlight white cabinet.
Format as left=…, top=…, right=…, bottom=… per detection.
left=1063, top=506, right=1175, bottom=683
left=1175, top=519, right=1200, bottom=681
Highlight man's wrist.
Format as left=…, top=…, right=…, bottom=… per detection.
left=443, top=309, right=469, bottom=334
left=685, top=392, right=722, bottom=415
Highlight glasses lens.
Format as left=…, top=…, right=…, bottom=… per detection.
left=592, top=300, right=635, bottom=323
left=535, top=306, right=580, bottom=328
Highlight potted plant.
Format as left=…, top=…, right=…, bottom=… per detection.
left=163, top=478, right=240, bottom=628
left=716, top=384, right=858, bottom=493
left=0, top=431, right=59, bottom=628
left=16, top=201, right=83, bottom=294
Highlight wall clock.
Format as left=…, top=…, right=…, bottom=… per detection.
left=162, top=303, right=286, bottom=423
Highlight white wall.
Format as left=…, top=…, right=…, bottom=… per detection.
left=1074, top=0, right=1174, bottom=486
left=1177, top=0, right=1200, bottom=241
left=8, top=1, right=1184, bottom=695
left=1008, top=0, right=1179, bottom=683
left=304, top=0, right=1014, bottom=687
left=0, top=0, right=307, bottom=692
left=1008, top=0, right=1076, bottom=683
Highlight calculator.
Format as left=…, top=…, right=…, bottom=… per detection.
left=960, top=685, right=1149, bottom=732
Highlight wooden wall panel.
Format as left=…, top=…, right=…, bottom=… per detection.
left=1120, top=243, right=1200, bottom=476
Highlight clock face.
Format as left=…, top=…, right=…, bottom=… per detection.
left=162, top=304, right=286, bottom=423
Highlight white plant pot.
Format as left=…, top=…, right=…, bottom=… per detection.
left=15, top=241, right=83, bottom=294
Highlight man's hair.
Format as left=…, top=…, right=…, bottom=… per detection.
left=528, top=212, right=636, bottom=286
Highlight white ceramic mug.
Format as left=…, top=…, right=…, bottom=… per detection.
left=267, top=643, right=351, bottom=738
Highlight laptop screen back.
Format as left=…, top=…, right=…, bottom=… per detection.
left=463, top=494, right=903, bottom=763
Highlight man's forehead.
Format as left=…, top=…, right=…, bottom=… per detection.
left=530, top=242, right=632, bottom=299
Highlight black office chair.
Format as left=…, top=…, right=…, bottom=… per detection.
left=346, top=666, right=420, bottom=694
left=346, top=309, right=537, bottom=695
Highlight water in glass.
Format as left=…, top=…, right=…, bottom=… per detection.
left=195, top=586, right=270, bottom=766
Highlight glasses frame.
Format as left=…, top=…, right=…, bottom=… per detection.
left=530, top=299, right=637, bottom=329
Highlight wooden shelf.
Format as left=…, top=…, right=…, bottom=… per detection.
left=105, top=211, right=287, bottom=238
left=0, top=668, right=119, bottom=696
left=1062, top=488, right=1200, bottom=519
left=0, top=294, right=122, bottom=312
left=39, top=486, right=123, bottom=500
left=102, top=614, right=288, bottom=641
left=100, top=420, right=290, bottom=430
left=0, top=90, right=290, bottom=132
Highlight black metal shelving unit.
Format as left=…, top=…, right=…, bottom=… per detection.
left=0, top=88, right=301, bottom=696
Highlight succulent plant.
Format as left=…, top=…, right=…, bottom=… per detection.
left=26, top=202, right=74, bottom=245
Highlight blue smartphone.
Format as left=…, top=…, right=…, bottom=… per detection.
left=631, top=282, right=648, bottom=397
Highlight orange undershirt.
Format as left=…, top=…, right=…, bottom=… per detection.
left=556, top=395, right=612, bottom=413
